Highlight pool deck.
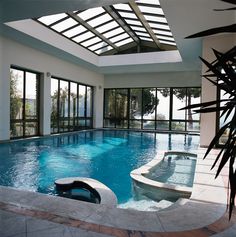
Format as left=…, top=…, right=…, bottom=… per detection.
left=0, top=148, right=236, bottom=237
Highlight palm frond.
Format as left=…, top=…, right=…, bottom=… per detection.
left=180, top=46, right=236, bottom=219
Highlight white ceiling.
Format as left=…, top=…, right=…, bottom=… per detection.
left=0, top=0, right=234, bottom=74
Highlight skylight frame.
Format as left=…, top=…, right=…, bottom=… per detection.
left=35, top=0, right=177, bottom=55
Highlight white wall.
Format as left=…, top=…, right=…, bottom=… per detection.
left=0, top=36, right=104, bottom=141
left=104, top=71, right=201, bottom=88
left=200, top=34, right=235, bottom=147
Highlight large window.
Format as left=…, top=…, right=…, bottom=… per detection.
left=10, top=67, right=40, bottom=138
left=171, top=88, right=201, bottom=132
left=50, top=77, right=93, bottom=133
left=104, top=87, right=201, bottom=132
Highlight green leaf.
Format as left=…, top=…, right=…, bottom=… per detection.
left=204, top=122, right=230, bottom=159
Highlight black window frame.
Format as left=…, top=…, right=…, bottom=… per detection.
left=50, top=76, right=93, bottom=134
left=103, top=87, right=201, bottom=132
left=10, top=66, right=40, bottom=139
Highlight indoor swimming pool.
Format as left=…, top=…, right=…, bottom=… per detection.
left=0, top=130, right=199, bottom=205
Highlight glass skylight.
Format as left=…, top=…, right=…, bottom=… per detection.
left=140, top=37, right=153, bottom=41
left=96, top=21, right=119, bottom=33
left=115, top=38, right=134, bottom=47
left=156, top=35, right=175, bottom=41
left=73, top=31, right=94, bottom=43
left=113, top=4, right=132, bottom=11
left=89, top=41, right=108, bottom=51
left=152, top=29, right=172, bottom=36
left=138, top=6, right=164, bottom=15
left=103, top=27, right=124, bottom=38
left=95, top=46, right=113, bottom=54
left=136, top=0, right=160, bottom=5
left=63, top=25, right=87, bottom=38
left=87, top=14, right=112, bottom=28
left=81, top=37, right=102, bottom=47
left=135, top=32, right=150, bottom=37
left=118, top=12, right=138, bottom=19
left=51, top=18, right=77, bottom=32
left=77, top=7, right=105, bottom=21
left=148, top=22, right=170, bottom=30
left=35, top=0, right=177, bottom=55
left=109, top=33, right=129, bottom=43
left=38, top=13, right=67, bottom=25
left=125, top=19, right=142, bottom=26
left=159, top=40, right=176, bottom=46
left=130, top=26, right=147, bottom=32
left=143, top=15, right=167, bottom=23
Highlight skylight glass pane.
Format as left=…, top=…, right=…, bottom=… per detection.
left=149, top=22, right=170, bottom=30
left=51, top=18, right=77, bottom=32
left=81, top=37, right=102, bottom=47
left=159, top=40, right=176, bottom=46
left=95, top=46, right=113, bottom=54
left=113, top=4, right=132, bottom=11
left=138, top=6, right=164, bottom=15
left=109, top=33, right=129, bottom=43
left=140, top=37, right=153, bottom=41
left=135, top=32, right=150, bottom=37
left=73, top=31, right=95, bottom=43
left=130, top=26, right=146, bottom=32
left=125, top=19, right=142, bottom=26
left=96, top=21, right=119, bottom=33
left=118, top=12, right=137, bottom=19
left=63, top=25, right=87, bottom=38
left=152, top=29, right=172, bottom=36
left=115, top=38, right=134, bottom=47
left=156, top=35, right=174, bottom=41
left=103, top=28, right=124, bottom=38
left=136, top=0, right=160, bottom=5
left=77, top=7, right=105, bottom=21
left=144, top=15, right=167, bottom=23
left=89, top=41, right=108, bottom=51
left=38, top=13, right=67, bottom=25
left=87, top=14, right=112, bottom=28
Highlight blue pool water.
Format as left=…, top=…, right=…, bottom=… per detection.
left=0, top=130, right=199, bottom=204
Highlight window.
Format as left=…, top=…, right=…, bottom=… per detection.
left=171, top=88, right=201, bottom=132
left=10, top=67, right=40, bottom=138
left=50, top=77, right=93, bottom=133
left=104, top=87, right=201, bottom=132
left=156, top=88, right=170, bottom=130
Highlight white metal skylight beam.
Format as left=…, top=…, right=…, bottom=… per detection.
left=129, top=1, right=162, bottom=48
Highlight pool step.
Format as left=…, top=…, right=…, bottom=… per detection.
left=158, top=198, right=189, bottom=212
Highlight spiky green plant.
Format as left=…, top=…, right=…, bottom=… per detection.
left=181, top=46, right=236, bottom=218
left=182, top=0, right=236, bottom=219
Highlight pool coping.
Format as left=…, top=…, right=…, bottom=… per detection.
left=0, top=147, right=231, bottom=235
